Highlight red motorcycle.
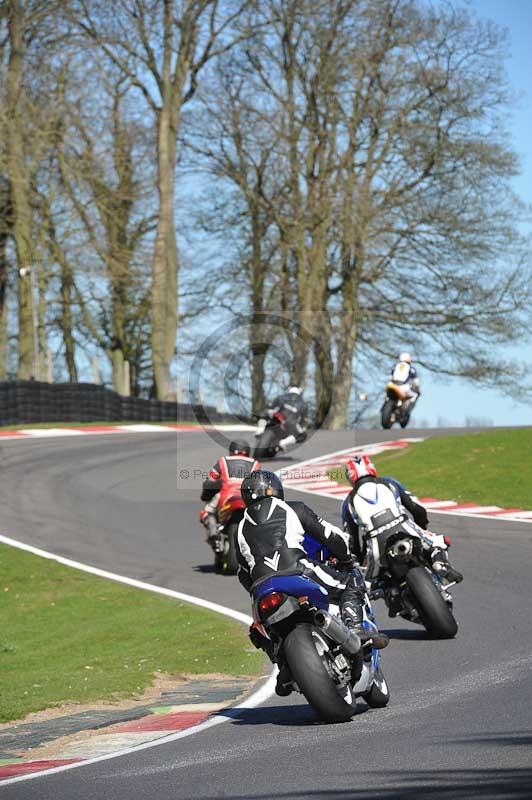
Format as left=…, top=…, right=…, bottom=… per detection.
left=253, top=411, right=287, bottom=459
left=212, top=482, right=246, bottom=575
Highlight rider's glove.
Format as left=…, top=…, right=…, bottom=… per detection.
left=336, top=557, right=356, bottom=572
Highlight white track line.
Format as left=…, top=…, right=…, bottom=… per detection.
left=0, top=533, right=276, bottom=786
left=0, top=423, right=256, bottom=440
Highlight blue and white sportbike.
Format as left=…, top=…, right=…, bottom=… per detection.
left=344, top=490, right=459, bottom=639
left=251, top=536, right=389, bottom=723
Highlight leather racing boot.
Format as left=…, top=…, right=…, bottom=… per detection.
left=341, top=603, right=389, bottom=650
left=204, top=513, right=219, bottom=546
left=275, top=662, right=294, bottom=697
left=431, top=548, right=463, bottom=584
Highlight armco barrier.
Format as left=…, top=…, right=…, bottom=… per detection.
left=0, top=381, right=245, bottom=426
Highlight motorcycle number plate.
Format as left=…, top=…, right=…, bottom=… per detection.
left=335, top=653, right=349, bottom=670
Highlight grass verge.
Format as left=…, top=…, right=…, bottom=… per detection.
left=330, top=429, right=531, bottom=509
left=0, top=544, right=262, bottom=724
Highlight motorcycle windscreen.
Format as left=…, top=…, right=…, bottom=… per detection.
left=253, top=574, right=329, bottom=611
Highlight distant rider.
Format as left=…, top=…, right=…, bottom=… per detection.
left=255, top=385, right=308, bottom=452
left=342, top=455, right=463, bottom=584
left=199, top=440, right=260, bottom=544
left=237, top=470, right=389, bottom=695
left=389, top=352, right=420, bottom=406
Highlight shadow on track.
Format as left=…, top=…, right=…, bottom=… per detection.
left=189, top=767, right=532, bottom=799
left=381, top=627, right=428, bottom=640
left=446, top=731, right=532, bottom=748
left=218, top=702, right=370, bottom=728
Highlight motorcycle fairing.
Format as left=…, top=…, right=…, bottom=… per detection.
left=387, top=380, right=410, bottom=400
left=252, top=573, right=329, bottom=611
left=302, top=533, right=330, bottom=562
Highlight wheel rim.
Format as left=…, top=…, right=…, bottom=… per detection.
left=311, top=631, right=354, bottom=707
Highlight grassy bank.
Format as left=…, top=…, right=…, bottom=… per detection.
left=331, top=429, right=531, bottom=508
left=0, top=544, right=262, bottom=723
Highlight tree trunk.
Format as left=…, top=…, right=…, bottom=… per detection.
left=327, top=355, right=355, bottom=429
left=152, top=106, right=179, bottom=400
left=0, top=178, right=10, bottom=379
left=249, top=205, right=268, bottom=414
left=60, top=263, right=78, bottom=382
left=36, top=259, right=49, bottom=380
left=314, top=311, right=334, bottom=428
left=6, top=2, right=36, bottom=379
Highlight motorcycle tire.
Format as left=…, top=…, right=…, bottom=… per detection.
left=253, top=428, right=277, bottom=459
left=362, top=664, right=390, bottom=708
left=221, top=523, right=239, bottom=575
left=284, top=623, right=357, bottom=723
left=399, top=402, right=411, bottom=429
left=213, top=550, right=224, bottom=574
left=381, top=399, right=395, bottom=429
left=405, top=567, right=458, bottom=639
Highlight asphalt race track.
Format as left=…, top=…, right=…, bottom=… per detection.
left=1, top=427, right=532, bottom=800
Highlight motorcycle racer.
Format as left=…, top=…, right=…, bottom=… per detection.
left=237, top=470, right=389, bottom=696
left=389, top=352, right=420, bottom=404
left=342, top=455, right=463, bottom=585
left=255, top=385, right=308, bottom=452
left=199, top=440, right=260, bottom=545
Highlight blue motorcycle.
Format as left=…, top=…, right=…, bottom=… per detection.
left=251, top=535, right=390, bottom=723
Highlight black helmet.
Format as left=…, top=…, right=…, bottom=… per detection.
left=241, top=470, right=284, bottom=506
left=229, top=439, right=250, bottom=456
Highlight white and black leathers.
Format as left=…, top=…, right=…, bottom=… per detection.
left=343, top=476, right=452, bottom=580
left=236, top=497, right=366, bottom=621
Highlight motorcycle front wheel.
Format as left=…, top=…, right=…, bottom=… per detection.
left=362, top=663, right=390, bottom=708
left=253, top=428, right=277, bottom=459
left=405, top=567, right=458, bottom=639
left=399, top=401, right=411, bottom=428
left=284, top=623, right=357, bottom=723
left=381, top=399, right=395, bottom=429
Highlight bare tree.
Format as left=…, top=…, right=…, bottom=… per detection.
left=197, top=0, right=531, bottom=428
left=46, top=54, right=157, bottom=394
left=4, top=0, right=37, bottom=378
left=71, top=0, right=252, bottom=399
left=0, top=176, right=10, bottom=378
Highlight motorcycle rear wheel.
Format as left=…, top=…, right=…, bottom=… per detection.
left=284, top=623, right=357, bottom=723
left=221, top=522, right=239, bottom=575
left=405, top=567, right=458, bottom=639
left=381, top=399, right=395, bottom=429
left=253, top=428, right=277, bottom=459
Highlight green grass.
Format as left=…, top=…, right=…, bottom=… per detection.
left=330, top=429, right=532, bottom=509
left=0, top=544, right=262, bottom=723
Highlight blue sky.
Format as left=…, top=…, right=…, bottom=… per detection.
left=421, top=0, right=532, bottom=427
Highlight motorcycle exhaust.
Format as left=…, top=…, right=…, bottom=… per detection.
left=313, top=610, right=361, bottom=656
left=389, top=538, right=413, bottom=561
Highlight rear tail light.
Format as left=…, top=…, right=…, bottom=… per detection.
left=444, top=535, right=452, bottom=547
left=258, top=592, right=283, bottom=613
